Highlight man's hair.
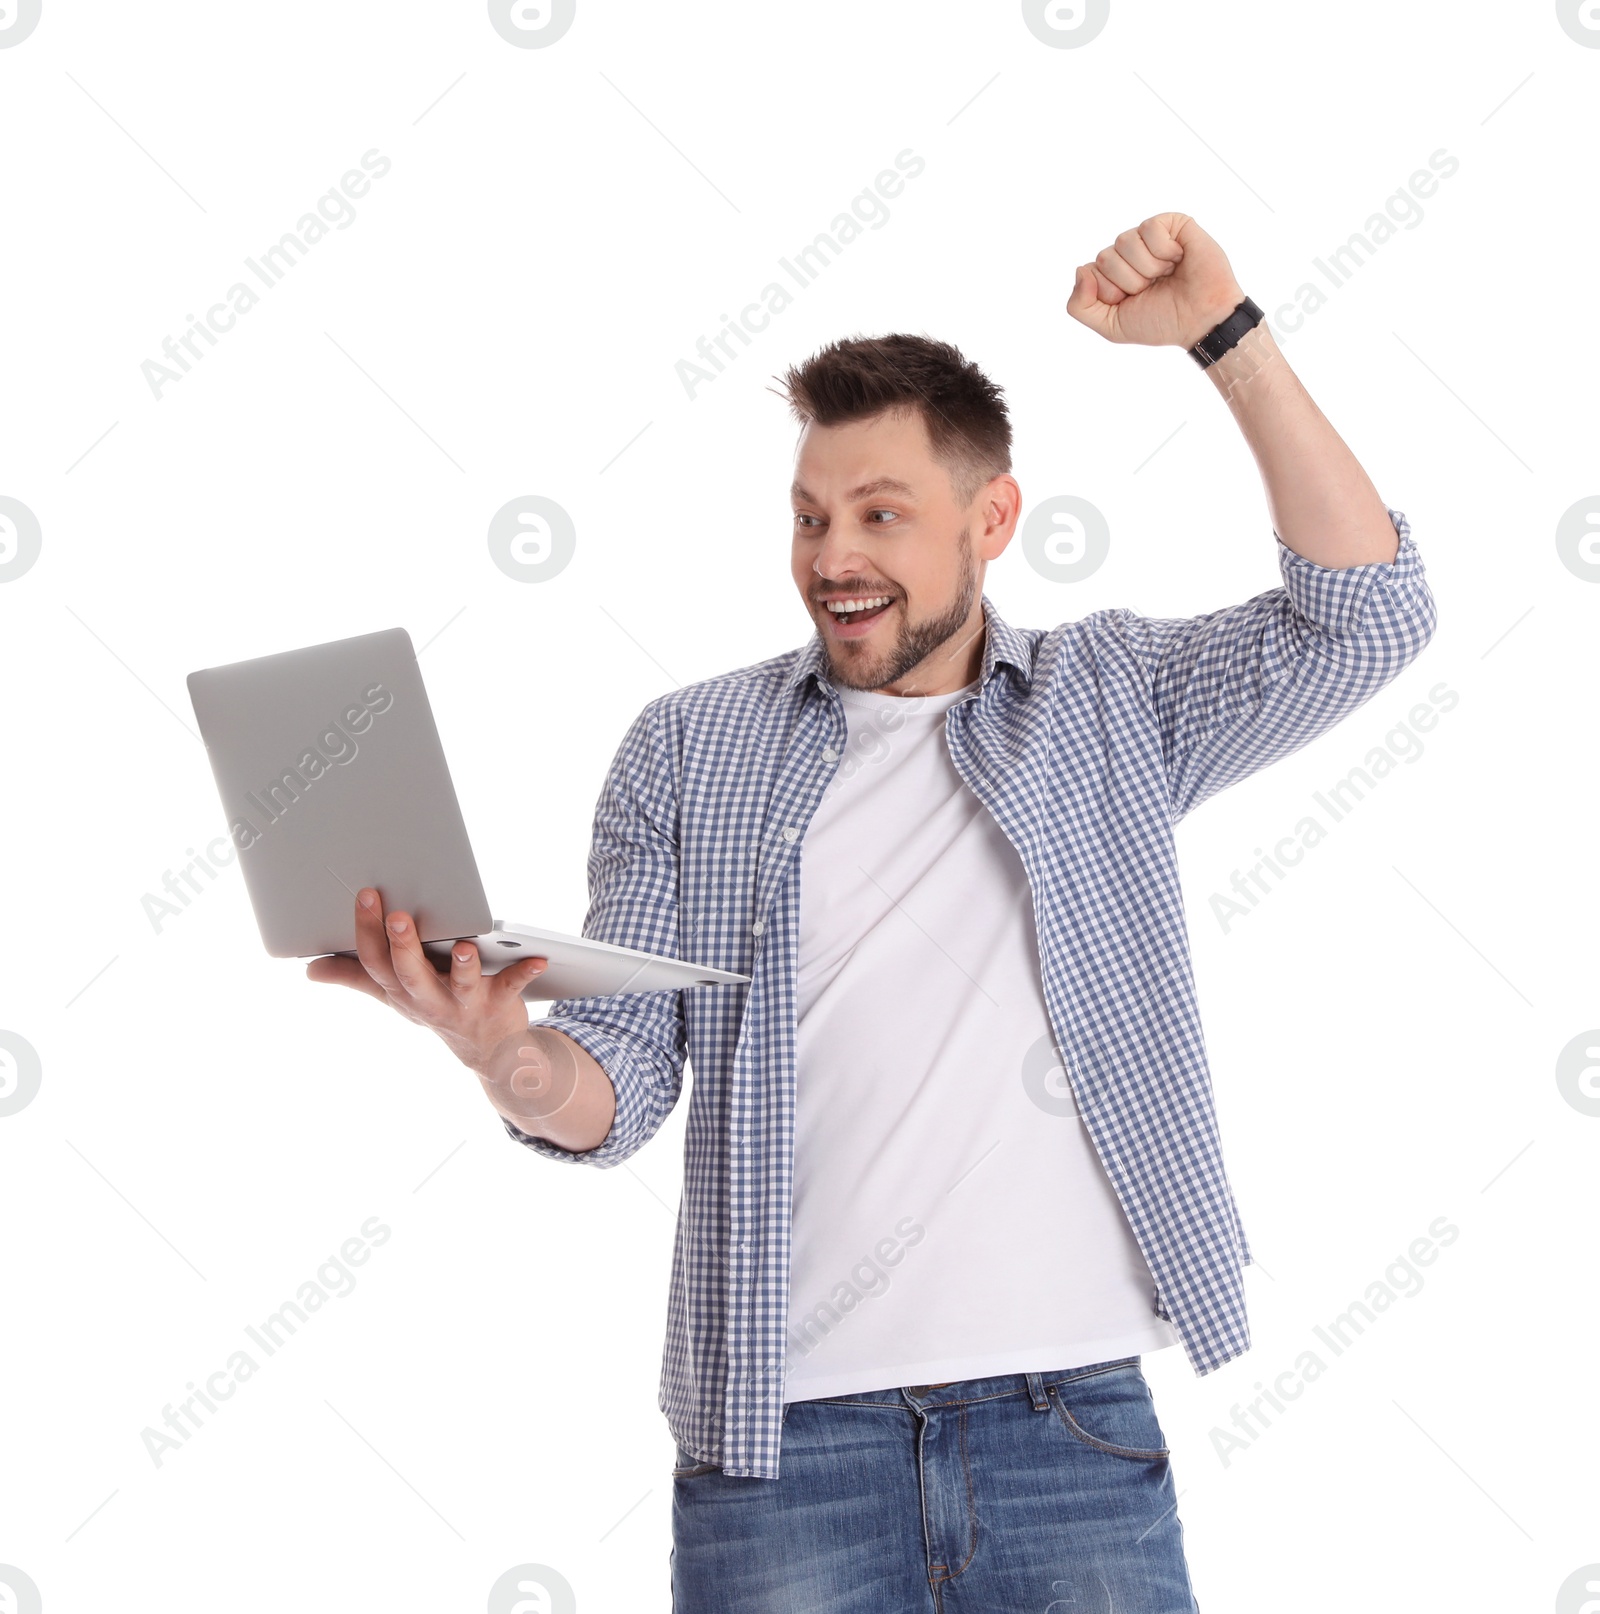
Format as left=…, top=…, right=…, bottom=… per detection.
left=776, top=333, right=1012, bottom=508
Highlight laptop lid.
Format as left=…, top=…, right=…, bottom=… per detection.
left=187, top=627, right=493, bottom=957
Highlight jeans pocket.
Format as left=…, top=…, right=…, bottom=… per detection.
left=671, top=1444, right=720, bottom=1479
left=1048, top=1372, right=1171, bottom=1462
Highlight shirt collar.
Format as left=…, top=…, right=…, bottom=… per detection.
left=783, top=593, right=1034, bottom=699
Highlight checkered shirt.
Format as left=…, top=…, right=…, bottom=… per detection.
left=504, top=509, right=1436, bottom=1479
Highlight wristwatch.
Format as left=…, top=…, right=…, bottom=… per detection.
left=1188, top=296, right=1264, bottom=368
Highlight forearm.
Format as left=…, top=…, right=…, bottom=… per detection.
left=477, top=1022, right=618, bottom=1154
left=1067, top=215, right=1403, bottom=573
left=1204, top=319, right=1398, bottom=570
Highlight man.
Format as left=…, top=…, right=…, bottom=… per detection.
left=310, top=214, right=1437, bottom=1611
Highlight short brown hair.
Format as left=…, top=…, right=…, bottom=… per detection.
left=776, top=333, right=1012, bottom=507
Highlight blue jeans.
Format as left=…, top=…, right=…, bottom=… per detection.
left=670, top=1357, right=1199, bottom=1612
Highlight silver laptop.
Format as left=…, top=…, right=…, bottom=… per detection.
left=186, top=628, right=749, bottom=999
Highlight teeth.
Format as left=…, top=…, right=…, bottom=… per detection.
left=825, top=595, right=892, bottom=615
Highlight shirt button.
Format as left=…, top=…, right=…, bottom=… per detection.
left=751, top=920, right=765, bottom=937
left=781, top=826, right=798, bottom=842
left=822, top=746, right=839, bottom=762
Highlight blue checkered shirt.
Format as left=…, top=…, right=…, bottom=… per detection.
left=504, top=509, right=1436, bottom=1479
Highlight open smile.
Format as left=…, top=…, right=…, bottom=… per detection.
left=820, top=594, right=896, bottom=639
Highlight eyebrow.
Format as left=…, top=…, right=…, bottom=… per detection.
left=790, top=477, right=918, bottom=506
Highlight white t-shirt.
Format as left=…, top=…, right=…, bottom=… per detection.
left=783, top=677, right=1178, bottom=1402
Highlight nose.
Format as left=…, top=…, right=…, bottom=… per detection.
left=811, top=526, right=871, bottom=587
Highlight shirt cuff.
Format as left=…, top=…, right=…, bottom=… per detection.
left=1273, top=507, right=1423, bottom=639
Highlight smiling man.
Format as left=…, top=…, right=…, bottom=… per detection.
left=314, top=214, right=1437, bottom=1611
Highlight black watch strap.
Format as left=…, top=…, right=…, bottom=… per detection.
left=1188, top=296, right=1264, bottom=368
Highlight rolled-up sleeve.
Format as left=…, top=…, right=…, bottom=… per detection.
left=503, top=698, right=688, bottom=1169
left=1113, top=507, right=1437, bottom=820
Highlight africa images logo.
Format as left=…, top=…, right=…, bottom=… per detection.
left=0, top=1565, right=43, bottom=1614
left=1555, top=0, right=1600, bottom=47
left=487, top=0, right=576, bottom=48
left=0, top=495, right=42, bottom=582
left=0, top=0, right=43, bottom=48
left=1021, top=0, right=1110, bottom=49
left=486, top=1563, right=577, bottom=1614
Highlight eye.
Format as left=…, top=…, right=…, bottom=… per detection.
left=794, top=512, right=822, bottom=529
left=866, top=508, right=898, bottom=524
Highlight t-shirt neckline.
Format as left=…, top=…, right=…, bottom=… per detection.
left=835, top=677, right=979, bottom=715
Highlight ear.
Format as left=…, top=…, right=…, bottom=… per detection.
left=976, top=474, right=1022, bottom=562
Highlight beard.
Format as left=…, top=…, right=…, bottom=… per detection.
left=820, top=531, right=980, bottom=693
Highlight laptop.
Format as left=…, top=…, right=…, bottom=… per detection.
left=185, top=627, right=750, bottom=1000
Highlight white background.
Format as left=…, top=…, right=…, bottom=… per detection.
left=2, top=1, right=1596, bottom=1610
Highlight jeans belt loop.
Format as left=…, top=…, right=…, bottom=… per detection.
left=1026, top=1371, right=1049, bottom=1412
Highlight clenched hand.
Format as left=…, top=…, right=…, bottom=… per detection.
left=1067, top=213, right=1246, bottom=350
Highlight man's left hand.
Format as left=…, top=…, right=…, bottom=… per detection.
left=1067, top=214, right=1246, bottom=350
